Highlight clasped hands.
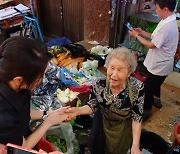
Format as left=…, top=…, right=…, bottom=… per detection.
left=50, top=106, right=78, bottom=123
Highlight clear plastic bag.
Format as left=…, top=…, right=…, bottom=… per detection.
left=46, top=123, right=80, bottom=154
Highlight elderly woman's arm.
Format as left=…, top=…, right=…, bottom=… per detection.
left=131, top=121, right=142, bottom=154
left=65, top=105, right=93, bottom=121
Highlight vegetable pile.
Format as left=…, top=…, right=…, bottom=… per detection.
left=57, top=88, right=79, bottom=104
left=48, top=45, right=85, bottom=69
left=91, top=45, right=112, bottom=55
left=47, top=134, right=67, bottom=153
left=48, top=45, right=65, bottom=57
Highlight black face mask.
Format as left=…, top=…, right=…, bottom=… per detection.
left=19, top=89, right=31, bottom=95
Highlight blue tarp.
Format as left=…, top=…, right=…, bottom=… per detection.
left=46, top=36, right=72, bottom=47
left=60, top=66, right=85, bottom=87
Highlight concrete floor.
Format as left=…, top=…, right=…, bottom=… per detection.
left=142, top=72, right=180, bottom=145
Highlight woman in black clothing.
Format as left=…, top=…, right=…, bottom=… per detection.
left=0, top=36, right=68, bottom=149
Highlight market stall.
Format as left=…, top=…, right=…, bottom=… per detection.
left=1, top=0, right=179, bottom=153
left=29, top=38, right=114, bottom=153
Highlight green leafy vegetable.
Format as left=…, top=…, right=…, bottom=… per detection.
left=47, top=134, right=67, bottom=153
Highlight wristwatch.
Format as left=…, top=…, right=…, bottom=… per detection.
left=42, top=110, right=47, bottom=120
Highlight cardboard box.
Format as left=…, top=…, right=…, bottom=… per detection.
left=162, top=72, right=180, bottom=102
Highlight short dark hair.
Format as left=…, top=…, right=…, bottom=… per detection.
left=0, top=36, right=52, bottom=87
left=154, top=0, right=176, bottom=12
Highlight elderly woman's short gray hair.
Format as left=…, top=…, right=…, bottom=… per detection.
left=105, top=47, right=137, bottom=74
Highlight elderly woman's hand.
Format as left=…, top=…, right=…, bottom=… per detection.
left=44, top=108, right=69, bottom=127
left=65, top=107, right=79, bottom=122
left=131, top=145, right=142, bottom=154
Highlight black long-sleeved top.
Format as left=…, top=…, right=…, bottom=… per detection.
left=0, top=82, right=32, bottom=146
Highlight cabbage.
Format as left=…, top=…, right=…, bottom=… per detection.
left=70, top=67, right=78, bottom=74
left=82, top=60, right=98, bottom=69
left=82, top=62, right=89, bottom=68
left=90, top=45, right=113, bottom=55
left=91, top=60, right=98, bottom=68
left=57, top=88, right=79, bottom=103
left=91, top=46, right=98, bottom=54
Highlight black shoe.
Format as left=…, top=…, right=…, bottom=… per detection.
left=142, top=110, right=152, bottom=122
left=153, top=98, right=162, bottom=109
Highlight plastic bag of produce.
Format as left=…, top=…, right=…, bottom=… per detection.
left=60, top=66, right=86, bottom=87
left=46, top=123, right=79, bottom=154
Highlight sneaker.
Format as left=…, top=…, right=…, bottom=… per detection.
left=142, top=110, right=152, bottom=122
left=153, top=98, right=162, bottom=109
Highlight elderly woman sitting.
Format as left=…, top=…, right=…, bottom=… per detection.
left=66, top=47, right=144, bottom=154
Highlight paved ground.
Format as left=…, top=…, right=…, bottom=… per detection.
left=142, top=82, right=180, bottom=145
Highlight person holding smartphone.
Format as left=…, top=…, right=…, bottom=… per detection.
left=128, top=0, right=178, bottom=121
left=0, top=36, right=68, bottom=149
left=0, top=143, right=63, bottom=154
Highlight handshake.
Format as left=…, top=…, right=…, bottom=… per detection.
left=0, top=107, right=83, bottom=154
left=42, top=106, right=83, bottom=128
left=52, top=106, right=79, bottom=123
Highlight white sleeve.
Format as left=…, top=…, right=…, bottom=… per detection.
left=151, top=28, right=168, bottom=49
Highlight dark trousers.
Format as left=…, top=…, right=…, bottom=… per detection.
left=144, top=71, right=167, bottom=111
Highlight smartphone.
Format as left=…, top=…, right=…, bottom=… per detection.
left=7, top=143, right=38, bottom=154
left=125, top=22, right=133, bottom=30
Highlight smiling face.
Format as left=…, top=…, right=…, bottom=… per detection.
left=107, top=58, right=130, bottom=88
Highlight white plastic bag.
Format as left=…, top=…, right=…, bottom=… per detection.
left=46, top=123, right=79, bottom=154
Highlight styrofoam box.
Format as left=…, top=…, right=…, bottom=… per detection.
left=139, top=1, right=156, bottom=13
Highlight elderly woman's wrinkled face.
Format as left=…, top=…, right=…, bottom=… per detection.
left=107, top=58, right=129, bottom=87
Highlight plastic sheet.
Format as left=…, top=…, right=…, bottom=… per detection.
left=60, top=66, right=86, bottom=87
left=46, top=37, right=72, bottom=47
left=69, top=85, right=91, bottom=94
left=31, top=62, right=63, bottom=110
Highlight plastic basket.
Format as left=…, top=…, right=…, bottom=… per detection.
left=37, top=138, right=56, bottom=152
left=140, top=130, right=169, bottom=153
left=174, top=123, right=180, bottom=145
